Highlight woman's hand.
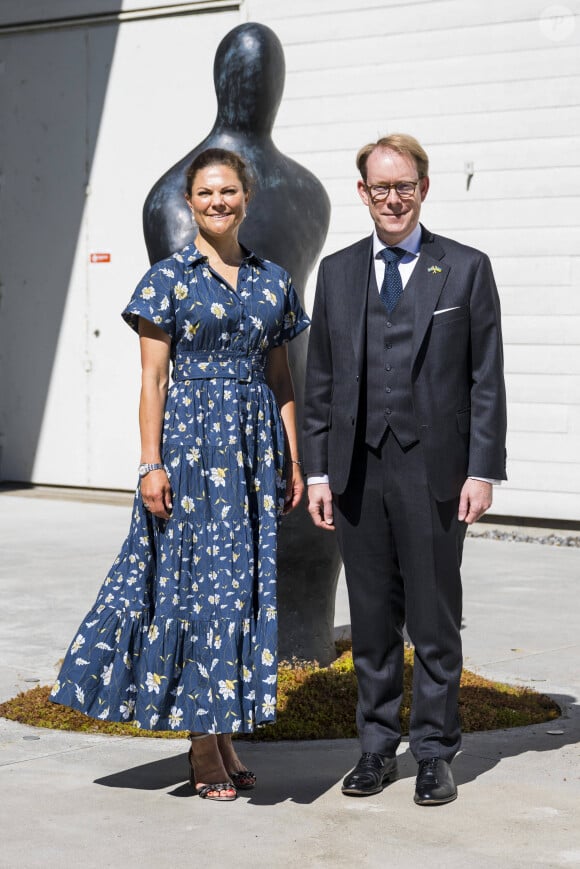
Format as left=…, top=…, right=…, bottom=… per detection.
left=283, top=461, right=304, bottom=515
left=141, top=468, right=173, bottom=520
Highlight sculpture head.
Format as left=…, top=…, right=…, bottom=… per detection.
left=213, top=22, right=285, bottom=134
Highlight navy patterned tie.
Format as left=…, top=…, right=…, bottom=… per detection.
left=379, top=247, right=405, bottom=313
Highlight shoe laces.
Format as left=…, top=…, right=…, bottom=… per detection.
left=359, top=752, right=384, bottom=769
left=419, top=757, right=439, bottom=771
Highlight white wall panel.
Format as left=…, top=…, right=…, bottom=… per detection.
left=508, top=432, right=580, bottom=463
left=506, top=374, right=580, bottom=405
left=248, top=0, right=580, bottom=522
left=278, top=78, right=580, bottom=128
left=500, top=287, right=580, bottom=316
left=287, top=47, right=580, bottom=95
left=504, top=459, right=580, bottom=492
left=275, top=108, right=580, bottom=155
left=493, top=260, right=573, bottom=290
left=505, top=346, right=580, bottom=375
left=492, top=489, right=580, bottom=521
left=502, top=317, right=580, bottom=346
left=0, top=4, right=241, bottom=489
left=283, top=20, right=575, bottom=70
left=507, top=404, right=569, bottom=434
left=0, top=1, right=236, bottom=26
left=264, top=0, right=573, bottom=41
left=2, top=0, right=579, bottom=520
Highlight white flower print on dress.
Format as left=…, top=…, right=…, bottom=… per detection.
left=262, top=694, right=276, bottom=716
left=181, top=496, right=195, bottom=513
left=262, top=289, right=277, bottom=306
left=183, top=320, right=199, bottom=339
left=146, top=672, right=162, bottom=694
left=210, top=467, right=227, bottom=487
left=261, top=649, right=275, bottom=666
left=218, top=679, right=236, bottom=700
left=71, top=634, right=85, bottom=654
left=186, top=447, right=200, bottom=465
left=120, top=699, right=136, bottom=719
left=168, top=707, right=184, bottom=729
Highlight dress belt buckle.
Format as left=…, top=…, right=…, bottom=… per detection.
left=237, top=359, right=252, bottom=383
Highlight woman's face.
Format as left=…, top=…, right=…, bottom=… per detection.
left=186, top=163, right=249, bottom=240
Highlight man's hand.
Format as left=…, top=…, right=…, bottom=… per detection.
left=307, top=482, right=335, bottom=530
left=458, top=478, right=492, bottom=525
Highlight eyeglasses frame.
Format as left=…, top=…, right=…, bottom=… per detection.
left=364, top=179, right=423, bottom=203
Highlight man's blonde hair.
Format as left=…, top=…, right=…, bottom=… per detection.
left=356, top=134, right=429, bottom=181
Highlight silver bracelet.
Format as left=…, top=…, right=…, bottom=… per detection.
left=138, top=462, right=164, bottom=478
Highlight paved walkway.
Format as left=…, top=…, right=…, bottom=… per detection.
left=0, top=489, right=579, bottom=868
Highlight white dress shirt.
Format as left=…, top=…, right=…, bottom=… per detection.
left=373, top=223, right=422, bottom=290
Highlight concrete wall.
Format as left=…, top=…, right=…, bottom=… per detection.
left=1, top=0, right=579, bottom=520
left=0, top=1, right=241, bottom=489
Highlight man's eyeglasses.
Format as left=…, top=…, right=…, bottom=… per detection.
left=365, top=180, right=420, bottom=202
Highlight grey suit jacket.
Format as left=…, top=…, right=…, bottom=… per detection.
left=302, top=225, right=507, bottom=501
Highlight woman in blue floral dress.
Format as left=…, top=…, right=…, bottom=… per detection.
left=50, top=148, right=309, bottom=801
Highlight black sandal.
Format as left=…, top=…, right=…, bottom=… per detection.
left=188, top=735, right=237, bottom=802
left=229, top=770, right=256, bottom=790
left=195, top=780, right=238, bottom=801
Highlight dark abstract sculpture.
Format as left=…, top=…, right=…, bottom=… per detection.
left=143, top=22, right=341, bottom=665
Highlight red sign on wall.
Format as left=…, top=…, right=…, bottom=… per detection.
left=89, top=253, right=111, bottom=263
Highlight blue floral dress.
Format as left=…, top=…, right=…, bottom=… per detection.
left=50, top=243, right=309, bottom=733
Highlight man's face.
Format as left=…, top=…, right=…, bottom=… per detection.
left=357, top=147, right=429, bottom=246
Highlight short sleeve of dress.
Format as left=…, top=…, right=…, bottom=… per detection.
left=121, top=261, right=176, bottom=338
left=270, top=275, right=311, bottom=348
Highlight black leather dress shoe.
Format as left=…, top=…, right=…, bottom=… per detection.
left=414, top=758, right=457, bottom=805
left=342, top=753, right=398, bottom=796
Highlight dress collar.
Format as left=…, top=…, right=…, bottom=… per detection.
left=177, top=241, right=264, bottom=267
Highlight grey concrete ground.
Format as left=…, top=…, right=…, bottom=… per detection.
left=0, top=488, right=579, bottom=869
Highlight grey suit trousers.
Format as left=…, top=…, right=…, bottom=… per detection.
left=334, top=428, right=467, bottom=762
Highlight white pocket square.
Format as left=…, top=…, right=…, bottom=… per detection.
left=433, top=306, right=461, bottom=315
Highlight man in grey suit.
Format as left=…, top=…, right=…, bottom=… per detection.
left=303, top=133, right=507, bottom=805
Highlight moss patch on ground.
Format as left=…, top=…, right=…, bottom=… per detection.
left=0, top=646, right=560, bottom=740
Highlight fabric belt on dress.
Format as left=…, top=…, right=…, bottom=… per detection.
left=172, top=352, right=267, bottom=384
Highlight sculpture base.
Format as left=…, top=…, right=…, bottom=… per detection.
left=276, top=502, right=343, bottom=666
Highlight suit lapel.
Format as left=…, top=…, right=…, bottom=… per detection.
left=411, top=226, right=450, bottom=363
left=343, top=235, right=374, bottom=369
